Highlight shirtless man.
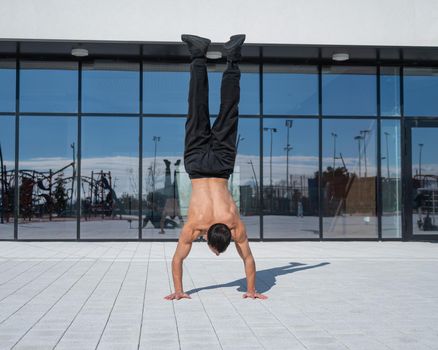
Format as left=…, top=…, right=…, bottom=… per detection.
left=165, top=34, right=267, bottom=301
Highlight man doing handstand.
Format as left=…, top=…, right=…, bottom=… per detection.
left=165, top=34, right=267, bottom=301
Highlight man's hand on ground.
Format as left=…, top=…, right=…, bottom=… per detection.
left=164, top=292, right=192, bottom=300
left=243, top=292, right=268, bottom=300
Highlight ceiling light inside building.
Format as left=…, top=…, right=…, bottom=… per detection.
left=71, top=48, right=89, bottom=57
left=332, top=52, right=350, bottom=61
left=206, top=51, right=222, bottom=59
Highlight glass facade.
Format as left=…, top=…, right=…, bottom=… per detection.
left=18, top=116, right=77, bottom=239
left=1, top=57, right=435, bottom=240
left=322, top=66, right=376, bottom=116
left=262, top=118, right=319, bottom=238
left=322, top=119, right=378, bottom=238
left=0, top=116, right=15, bottom=239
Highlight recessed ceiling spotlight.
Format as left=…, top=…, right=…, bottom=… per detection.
left=206, top=51, right=222, bottom=59
left=71, top=48, right=88, bottom=57
left=332, top=52, right=349, bottom=61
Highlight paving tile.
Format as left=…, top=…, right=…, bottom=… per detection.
left=0, top=241, right=437, bottom=350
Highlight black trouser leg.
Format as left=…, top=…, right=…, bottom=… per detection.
left=211, top=62, right=241, bottom=172
left=184, top=58, right=211, bottom=175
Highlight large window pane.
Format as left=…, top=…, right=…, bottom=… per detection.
left=143, top=64, right=189, bottom=114
left=323, top=66, right=377, bottom=116
left=264, top=65, right=318, bottom=115
left=322, top=119, right=377, bottom=238
left=411, top=128, right=438, bottom=235
left=232, top=118, right=260, bottom=238
left=0, top=59, right=15, bottom=112
left=82, top=61, right=139, bottom=113
left=20, top=61, right=78, bottom=113
left=381, top=67, right=401, bottom=116
left=207, top=64, right=259, bottom=115
left=81, top=116, right=139, bottom=239
left=0, top=116, right=15, bottom=239
left=142, top=117, right=187, bottom=239
left=404, top=68, right=438, bottom=116
left=18, top=116, right=77, bottom=239
left=141, top=117, right=260, bottom=239
left=263, top=118, right=319, bottom=238
left=381, top=120, right=402, bottom=238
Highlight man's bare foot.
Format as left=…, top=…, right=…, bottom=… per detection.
left=159, top=230, right=165, bottom=234
left=164, top=292, right=191, bottom=300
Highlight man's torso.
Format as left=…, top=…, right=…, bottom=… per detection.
left=185, top=178, right=242, bottom=241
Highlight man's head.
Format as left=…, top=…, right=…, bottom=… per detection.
left=207, top=223, right=232, bottom=255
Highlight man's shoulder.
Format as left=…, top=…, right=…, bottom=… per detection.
left=232, top=218, right=247, bottom=243
left=180, top=222, right=202, bottom=242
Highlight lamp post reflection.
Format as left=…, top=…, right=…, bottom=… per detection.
left=418, top=143, right=424, bottom=185
left=331, top=132, right=337, bottom=170
left=384, top=132, right=390, bottom=179
left=354, top=135, right=363, bottom=177
left=248, top=159, right=259, bottom=200
left=263, top=127, right=277, bottom=188
left=152, top=136, right=160, bottom=220
left=360, top=129, right=371, bottom=178
left=284, top=120, right=293, bottom=189
left=264, top=127, right=277, bottom=213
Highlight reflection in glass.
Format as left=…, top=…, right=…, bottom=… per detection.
left=18, top=116, right=77, bottom=239
left=142, top=117, right=187, bottom=239
left=82, top=61, right=139, bottom=113
left=231, top=118, right=260, bottom=238
left=411, top=128, right=438, bottom=235
left=143, top=64, right=189, bottom=114
left=404, top=68, right=438, bottom=116
left=141, top=117, right=260, bottom=239
left=20, top=61, right=78, bottom=113
left=0, top=59, right=15, bottom=112
left=322, top=119, right=377, bottom=238
left=0, top=116, right=15, bottom=238
left=207, top=64, right=259, bottom=115
left=322, top=66, right=377, bottom=116
left=263, top=119, right=319, bottom=238
left=381, top=67, right=401, bottom=116
left=381, top=120, right=402, bottom=238
left=264, top=65, right=318, bottom=115
left=81, top=117, right=139, bottom=239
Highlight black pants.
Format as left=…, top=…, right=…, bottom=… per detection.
left=184, top=58, right=241, bottom=180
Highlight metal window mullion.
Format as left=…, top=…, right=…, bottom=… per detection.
left=259, top=48, right=264, bottom=241
left=77, top=60, right=82, bottom=240
left=318, top=64, right=323, bottom=240
left=377, top=64, right=382, bottom=240
left=13, top=47, right=20, bottom=240
left=139, top=52, right=143, bottom=240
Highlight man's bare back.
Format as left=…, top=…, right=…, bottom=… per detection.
left=185, top=178, right=244, bottom=243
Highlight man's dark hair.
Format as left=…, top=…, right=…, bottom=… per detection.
left=207, top=223, right=232, bottom=253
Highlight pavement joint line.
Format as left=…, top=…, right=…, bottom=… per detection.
left=184, top=261, right=224, bottom=350
left=163, top=243, right=182, bottom=350
left=10, top=242, right=114, bottom=349
left=137, top=242, right=153, bottom=350
left=51, top=241, right=130, bottom=350
left=0, top=243, right=79, bottom=284
left=252, top=269, right=326, bottom=350
left=95, top=242, right=140, bottom=349
left=0, top=242, right=99, bottom=310
left=0, top=243, right=101, bottom=325
left=200, top=262, right=267, bottom=350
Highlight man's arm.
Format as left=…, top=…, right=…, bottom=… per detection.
left=234, top=221, right=268, bottom=299
left=164, top=223, right=193, bottom=300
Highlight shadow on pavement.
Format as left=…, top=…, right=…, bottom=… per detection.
left=186, top=261, right=330, bottom=295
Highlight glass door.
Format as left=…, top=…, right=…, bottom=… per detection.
left=404, top=120, right=438, bottom=239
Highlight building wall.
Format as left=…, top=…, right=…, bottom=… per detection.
left=1, top=0, right=438, bottom=46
